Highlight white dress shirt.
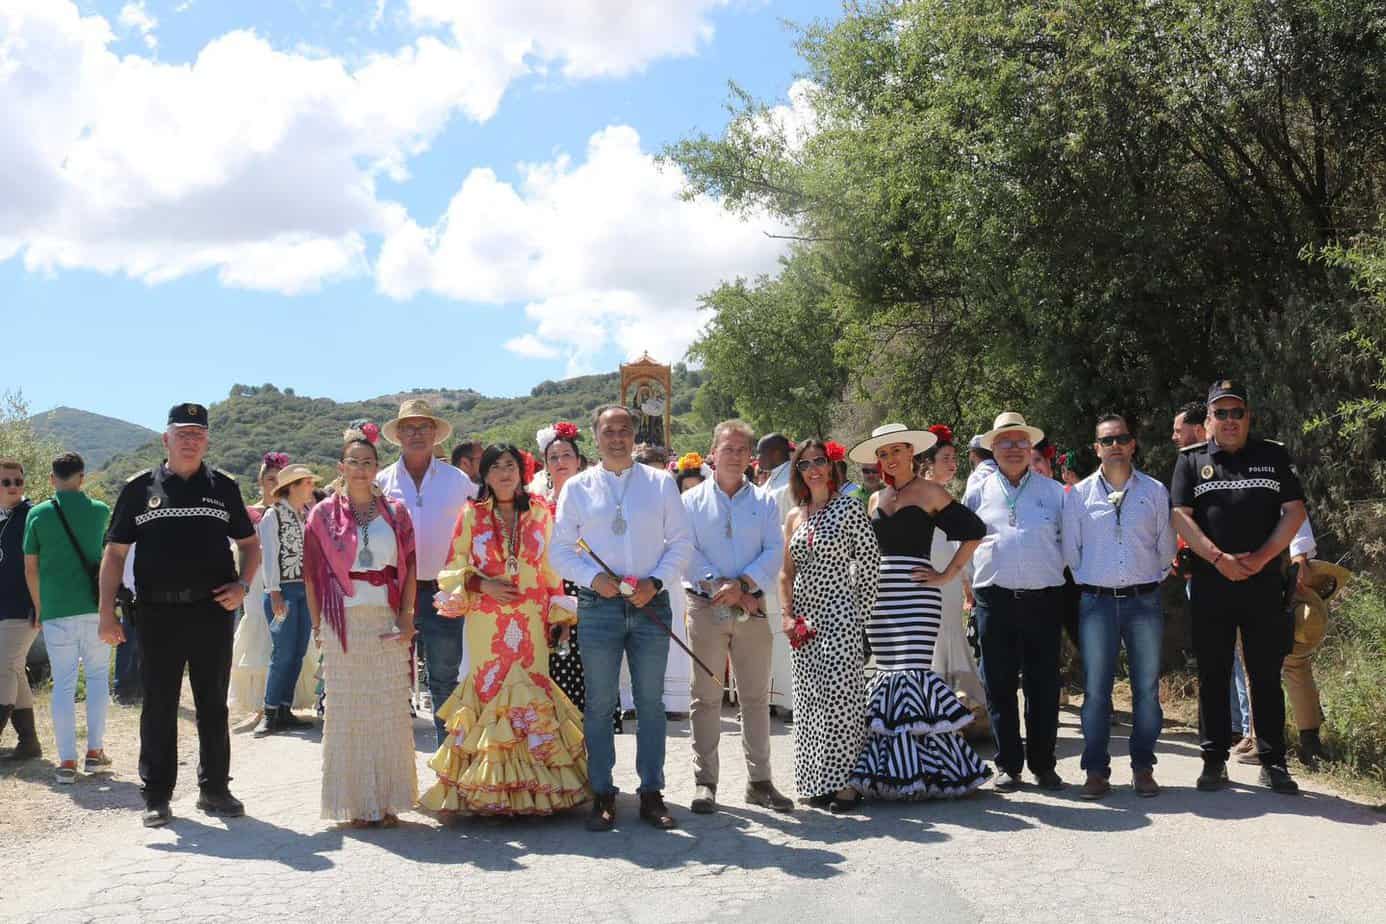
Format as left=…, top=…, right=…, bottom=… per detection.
left=1062, top=468, right=1175, bottom=588
left=375, top=457, right=476, bottom=581
left=964, top=458, right=999, bottom=498
left=1290, top=515, right=1316, bottom=559
left=681, top=477, right=784, bottom=593
left=964, top=469, right=1067, bottom=590
left=551, top=461, right=693, bottom=592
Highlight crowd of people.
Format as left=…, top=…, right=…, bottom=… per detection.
left=0, top=377, right=1333, bottom=831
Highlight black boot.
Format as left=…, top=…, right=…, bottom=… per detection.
left=4, top=708, right=42, bottom=760
left=1299, top=728, right=1328, bottom=770
left=252, top=706, right=280, bottom=738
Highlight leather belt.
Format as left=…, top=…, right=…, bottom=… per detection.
left=349, top=566, right=397, bottom=587
left=982, top=585, right=1063, bottom=599
left=1080, top=582, right=1160, bottom=598
left=142, top=588, right=214, bottom=605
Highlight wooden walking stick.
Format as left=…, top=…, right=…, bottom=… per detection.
left=576, top=538, right=725, bottom=688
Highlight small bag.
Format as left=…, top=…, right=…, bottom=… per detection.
left=51, top=495, right=102, bottom=604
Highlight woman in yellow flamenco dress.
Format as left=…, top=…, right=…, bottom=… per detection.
left=420, top=443, right=589, bottom=816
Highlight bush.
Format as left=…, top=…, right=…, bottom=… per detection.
left=1316, top=576, right=1386, bottom=779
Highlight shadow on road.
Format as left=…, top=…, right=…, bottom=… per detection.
left=147, top=815, right=343, bottom=871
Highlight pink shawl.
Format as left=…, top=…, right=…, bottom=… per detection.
left=305, top=492, right=416, bottom=651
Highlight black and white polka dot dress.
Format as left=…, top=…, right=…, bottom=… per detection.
left=788, top=492, right=880, bottom=799
left=849, top=503, right=991, bottom=798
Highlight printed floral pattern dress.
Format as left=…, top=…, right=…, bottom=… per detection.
left=419, top=497, right=589, bottom=815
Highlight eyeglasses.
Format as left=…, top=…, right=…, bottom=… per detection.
left=1097, top=434, right=1135, bottom=447
left=1212, top=408, right=1247, bottom=421
left=993, top=438, right=1032, bottom=451
left=398, top=423, right=435, bottom=437
left=795, top=457, right=831, bottom=472
left=0, top=477, right=22, bottom=488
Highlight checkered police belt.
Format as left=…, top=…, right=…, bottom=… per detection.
left=1192, top=478, right=1280, bottom=498
left=135, top=506, right=231, bottom=526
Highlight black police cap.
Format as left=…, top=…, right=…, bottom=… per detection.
left=168, top=402, right=209, bottom=428
left=1206, top=379, right=1248, bottom=405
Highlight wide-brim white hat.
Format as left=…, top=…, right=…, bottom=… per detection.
left=849, top=423, right=939, bottom=464
left=979, top=412, right=1044, bottom=451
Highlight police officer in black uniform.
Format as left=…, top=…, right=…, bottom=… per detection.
left=98, top=403, right=260, bottom=827
left=1170, top=380, right=1306, bottom=795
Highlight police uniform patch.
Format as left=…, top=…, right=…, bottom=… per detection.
left=1200, top=465, right=1214, bottom=480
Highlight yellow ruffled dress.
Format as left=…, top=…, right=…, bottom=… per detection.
left=419, top=498, right=589, bottom=815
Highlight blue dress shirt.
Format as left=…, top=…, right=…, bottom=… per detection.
left=680, top=477, right=784, bottom=592
left=1062, top=468, right=1175, bottom=588
left=963, top=470, right=1067, bottom=590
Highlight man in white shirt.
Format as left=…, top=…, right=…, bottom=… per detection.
left=682, top=420, right=792, bottom=815
left=1062, top=413, right=1175, bottom=800
left=374, top=400, right=476, bottom=747
left=552, top=405, right=692, bottom=832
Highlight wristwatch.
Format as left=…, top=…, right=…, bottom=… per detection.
left=650, top=578, right=664, bottom=593
left=738, top=577, right=753, bottom=594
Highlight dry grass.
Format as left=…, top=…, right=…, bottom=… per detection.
left=0, top=678, right=228, bottom=842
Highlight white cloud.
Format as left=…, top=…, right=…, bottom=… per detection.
left=503, top=334, right=560, bottom=360
left=407, top=0, right=729, bottom=79
left=118, top=1, right=157, bottom=50
left=379, top=125, right=790, bottom=371
left=0, top=0, right=739, bottom=293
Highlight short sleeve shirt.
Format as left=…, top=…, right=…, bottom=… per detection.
left=107, top=463, right=254, bottom=594
left=1170, top=437, right=1303, bottom=556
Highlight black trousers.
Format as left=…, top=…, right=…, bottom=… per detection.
left=974, top=585, right=1064, bottom=776
left=1190, top=569, right=1291, bottom=767
left=137, top=600, right=234, bottom=805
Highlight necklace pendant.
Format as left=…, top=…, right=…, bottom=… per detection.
left=356, top=547, right=374, bottom=569
left=506, top=556, right=519, bottom=577
left=612, top=514, right=627, bottom=536
left=1008, top=511, right=1017, bottom=527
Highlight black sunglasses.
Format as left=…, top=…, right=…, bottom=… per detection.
left=795, top=457, right=832, bottom=472
left=0, top=477, right=23, bottom=488
left=1096, top=434, right=1135, bottom=447
left=1212, top=408, right=1247, bottom=421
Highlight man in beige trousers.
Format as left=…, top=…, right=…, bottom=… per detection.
left=681, top=420, right=794, bottom=814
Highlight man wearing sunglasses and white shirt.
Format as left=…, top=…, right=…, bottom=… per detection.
left=1063, top=414, right=1175, bottom=799
left=964, top=411, right=1068, bottom=792
left=1171, top=379, right=1306, bottom=795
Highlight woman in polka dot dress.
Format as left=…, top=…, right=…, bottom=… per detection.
left=778, top=439, right=880, bottom=812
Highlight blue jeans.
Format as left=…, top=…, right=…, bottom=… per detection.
left=42, top=614, right=111, bottom=763
left=1229, top=641, right=1251, bottom=735
left=1078, top=591, right=1164, bottom=775
left=264, top=583, right=310, bottom=709
left=578, top=589, right=672, bottom=796
left=113, top=610, right=142, bottom=701
left=416, top=582, right=465, bottom=747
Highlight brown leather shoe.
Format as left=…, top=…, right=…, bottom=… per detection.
left=1132, top=770, right=1160, bottom=797
left=638, top=791, right=677, bottom=829
left=1079, top=775, right=1111, bottom=800
left=745, top=780, right=794, bottom=813
left=586, top=793, right=616, bottom=832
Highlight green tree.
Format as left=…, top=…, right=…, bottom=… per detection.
left=0, top=391, right=63, bottom=504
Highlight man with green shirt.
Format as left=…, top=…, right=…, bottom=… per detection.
left=22, top=452, right=112, bottom=784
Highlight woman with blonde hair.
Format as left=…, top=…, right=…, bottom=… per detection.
left=304, top=424, right=418, bottom=827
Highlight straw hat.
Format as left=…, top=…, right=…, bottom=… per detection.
left=1291, top=588, right=1328, bottom=657
left=273, top=464, right=319, bottom=496
left=1305, top=560, right=1352, bottom=602
left=849, top=423, right=939, bottom=464
left=978, top=411, right=1044, bottom=451
left=381, top=398, right=454, bottom=446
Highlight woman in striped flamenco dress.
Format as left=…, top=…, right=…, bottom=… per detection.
left=847, top=424, right=992, bottom=800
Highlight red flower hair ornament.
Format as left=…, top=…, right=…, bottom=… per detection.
left=262, top=451, right=290, bottom=469
left=823, top=441, right=847, bottom=463
left=927, top=424, right=954, bottom=445
left=347, top=419, right=380, bottom=445
left=554, top=421, right=579, bottom=441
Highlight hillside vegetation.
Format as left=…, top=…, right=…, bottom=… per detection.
left=95, top=365, right=714, bottom=495
left=28, top=407, right=158, bottom=469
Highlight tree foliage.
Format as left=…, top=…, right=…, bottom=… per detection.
left=669, top=0, right=1386, bottom=563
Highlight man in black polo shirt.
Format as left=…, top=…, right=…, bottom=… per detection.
left=1171, top=380, right=1306, bottom=795
left=98, top=403, right=260, bottom=827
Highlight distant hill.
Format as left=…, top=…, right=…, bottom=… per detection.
left=95, top=367, right=713, bottom=498
left=28, top=407, right=159, bottom=469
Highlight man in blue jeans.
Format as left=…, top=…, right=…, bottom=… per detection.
left=552, top=405, right=692, bottom=831
left=375, top=400, right=476, bottom=746
left=1063, top=413, right=1176, bottom=799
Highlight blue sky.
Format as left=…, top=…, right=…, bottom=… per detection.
left=2, top=0, right=836, bottom=430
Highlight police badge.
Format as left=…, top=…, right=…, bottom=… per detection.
left=1200, top=465, right=1214, bottom=480
left=148, top=495, right=162, bottom=508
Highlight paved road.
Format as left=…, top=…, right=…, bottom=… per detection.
left=3, top=708, right=1383, bottom=923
